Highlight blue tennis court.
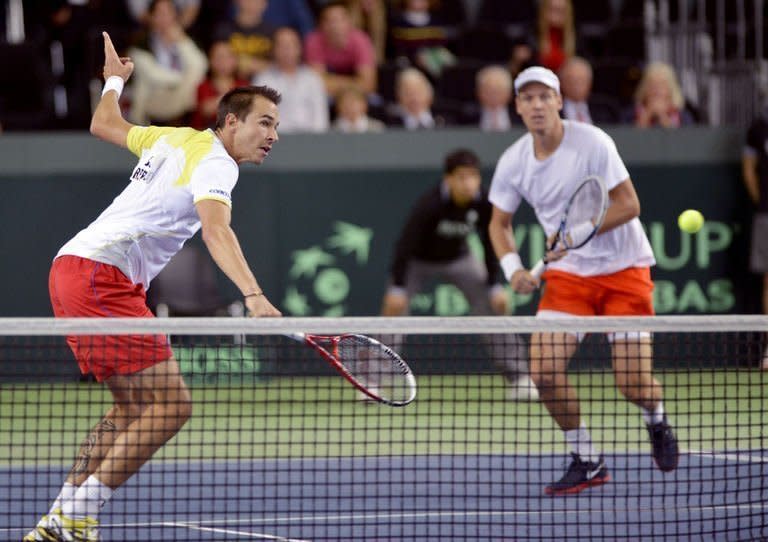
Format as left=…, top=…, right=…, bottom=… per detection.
left=3, top=451, right=766, bottom=541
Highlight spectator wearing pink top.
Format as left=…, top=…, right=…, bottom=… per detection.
left=304, top=1, right=377, bottom=99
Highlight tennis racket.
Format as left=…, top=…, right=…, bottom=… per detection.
left=530, top=175, right=609, bottom=279
left=285, top=332, right=417, bottom=407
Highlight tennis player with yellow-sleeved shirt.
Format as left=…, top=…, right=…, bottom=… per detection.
left=487, top=66, right=679, bottom=496
left=26, top=32, right=282, bottom=542
left=52, top=125, right=242, bottom=379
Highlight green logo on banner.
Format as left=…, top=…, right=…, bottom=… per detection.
left=283, top=221, right=373, bottom=316
left=176, top=343, right=260, bottom=383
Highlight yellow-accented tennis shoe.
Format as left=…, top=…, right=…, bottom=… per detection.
left=22, top=509, right=99, bottom=542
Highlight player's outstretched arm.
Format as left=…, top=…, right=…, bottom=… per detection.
left=196, top=199, right=282, bottom=317
left=90, top=31, right=135, bottom=148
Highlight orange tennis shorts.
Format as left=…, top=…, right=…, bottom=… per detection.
left=539, top=267, right=655, bottom=316
left=49, top=255, right=172, bottom=382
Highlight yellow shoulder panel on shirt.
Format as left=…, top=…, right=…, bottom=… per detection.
left=170, top=129, right=215, bottom=187
left=127, top=127, right=216, bottom=187
left=126, top=125, right=176, bottom=157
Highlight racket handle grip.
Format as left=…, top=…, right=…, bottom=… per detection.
left=530, top=259, right=546, bottom=279
left=284, top=333, right=306, bottom=342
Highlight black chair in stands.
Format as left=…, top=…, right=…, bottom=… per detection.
left=454, top=24, right=512, bottom=63
left=0, top=41, right=55, bottom=130
left=573, top=0, right=615, bottom=26
left=603, top=22, right=647, bottom=61
left=590, top=57, right=643, bottom=109
left=434, top=0, right=467, bottom=25
left=477, top=0, right=537, bottom=26
left=476, top=0, right=536, bottom=43
left=436, top=59, right=486, bottom=105
left=619, top=0, right=645, bottom=23
left=573, top=0, right=615, bottom=59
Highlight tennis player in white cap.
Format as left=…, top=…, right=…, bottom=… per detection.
left=487, top=66, right=679, bottom=495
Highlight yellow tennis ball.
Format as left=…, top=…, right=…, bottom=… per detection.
left=678, top=209, right=704, bottom=233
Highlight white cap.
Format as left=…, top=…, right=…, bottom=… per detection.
left=514, top=66, right=560, bottom=95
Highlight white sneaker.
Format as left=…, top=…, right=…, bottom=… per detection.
left=506, top=375, right=539, bottom=402
left=23, top=512, right=50, bottom=542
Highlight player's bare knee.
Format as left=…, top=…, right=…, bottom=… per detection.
left=176, top=391, right=193, bottom=424
left=529, top=365, right=557, bottom=391
left=114, top=401, right=144, bottom=421
left=615, top=375, right=646, bottom=402
left=162, top=385, right=193, bottom=426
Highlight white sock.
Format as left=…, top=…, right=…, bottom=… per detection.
left=642, top=402, right=665, bottom=425
left=49, top=482, right=78, bottom=513
left=62, top=476, right=114, bottom=519
left=564, top=422, right=599, bottom=463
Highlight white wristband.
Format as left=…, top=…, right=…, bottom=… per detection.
left=101, top=76, right=124, bottom=98
left=500, top=252, right=523, bottom=282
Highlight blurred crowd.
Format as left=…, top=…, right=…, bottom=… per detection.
left=0, top=0, right=705, bottom=132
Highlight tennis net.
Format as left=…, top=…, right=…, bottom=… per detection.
left=0, top=316, right=766, bottom=541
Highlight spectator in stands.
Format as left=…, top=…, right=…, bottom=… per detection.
left=742, top=112, right=768, bottom=370
left=305, top=1, right=377, bottom=99
left=191, top=40, right=248, bottom=130
left=558, top=56, right=620, bottom=125
left=463, top=65, right=518, bottom=132
left=333, top=84, right=385, bottom=132
left=312, top=0, right=388, bottom=60
left=386, top=67, right=448, bottom=129
left=128, top=0, right=208, bottom=125
left=388, top=0, right=456, bottom=78
left=125, top=0, right=200, bottom=29
left=630, top=61, right=694, bottom=128
left=537, top=0, right=575, bottom=73
left=263, top=0, right=316, bottom=37
left=346, top=0, right=387, bottom=64
left=255, top=26, right=329, bottom=133
left=214, top=0, right=277, bottom=80
left=380, top=148, right=538, bottom=401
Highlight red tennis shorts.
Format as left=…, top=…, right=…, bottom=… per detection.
left=49, top=255, right=172, bottom=382
left=539, top=267, right=655, bottom=316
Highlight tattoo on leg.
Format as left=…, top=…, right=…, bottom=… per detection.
left=70, top=419, right=117, bottom=475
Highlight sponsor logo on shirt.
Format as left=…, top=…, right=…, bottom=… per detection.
left=129, top=153, right=167, bottom=183
left=437, top=219, right=473, bottom=238
left=436, top=210, right=478, bottom=238
left=130, top=159, right=154, bottom=182
left=209, top=188, right=231, bottom=200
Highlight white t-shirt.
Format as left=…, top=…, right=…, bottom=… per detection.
left=489, top=120, right=655, bottom=276
left=58, top=126, right=238, bottom=288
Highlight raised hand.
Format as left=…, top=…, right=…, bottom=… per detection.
left=102, top=31, right=134, bottom=82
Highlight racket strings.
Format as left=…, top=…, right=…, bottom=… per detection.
left=336, top=335, right=413, bottom=403
left=558, top=178, right=608, bottom=250
left=565, top=180, right=605, bottom=227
